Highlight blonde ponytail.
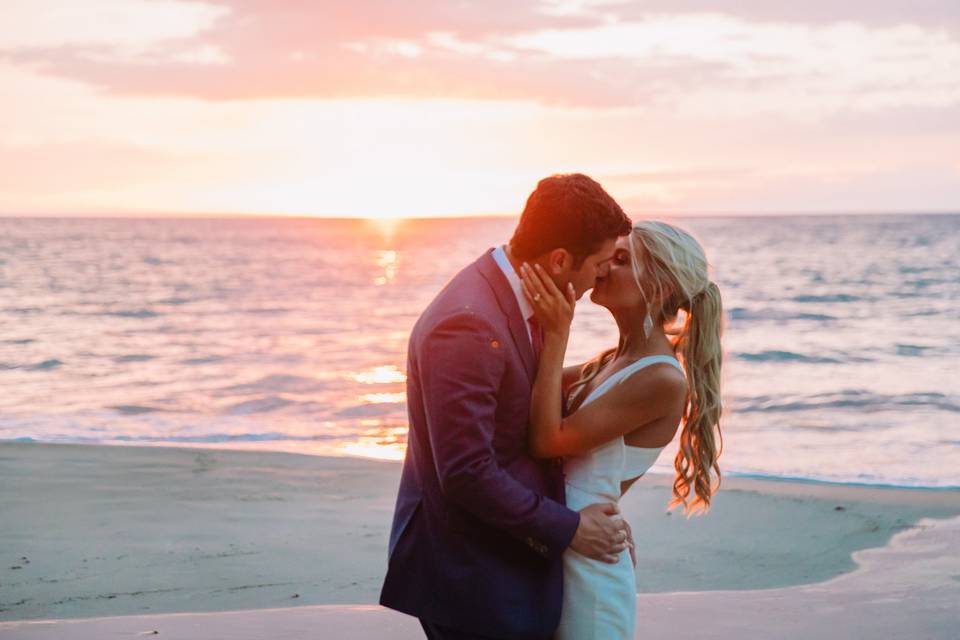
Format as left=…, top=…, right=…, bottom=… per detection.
left=671, top=281, right=724, bottom=515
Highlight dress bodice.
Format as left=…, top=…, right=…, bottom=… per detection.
left=562, top=355, right=683, bottom=504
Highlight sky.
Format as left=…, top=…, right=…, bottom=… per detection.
left=1, top=0, right=958, bottom=218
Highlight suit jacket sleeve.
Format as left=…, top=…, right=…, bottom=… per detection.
left=418, top=312, right=580, bottom=559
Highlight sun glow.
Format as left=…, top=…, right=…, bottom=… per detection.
left=337, top=422, right=408, bottom=461
left=350, top=365, right=406, bottom=385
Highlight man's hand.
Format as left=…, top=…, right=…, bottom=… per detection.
left=570, top=502, right=629, bottom=564
left=624, top=518, right=637, bottom=568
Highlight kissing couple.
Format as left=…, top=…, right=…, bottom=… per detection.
left=381, top=174, right=725, bottom=639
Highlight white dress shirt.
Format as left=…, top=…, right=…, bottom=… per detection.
left=491, top=245, right=535, bottom=345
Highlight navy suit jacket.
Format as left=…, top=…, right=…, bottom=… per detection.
left=379, top=248, right=581, bottom=639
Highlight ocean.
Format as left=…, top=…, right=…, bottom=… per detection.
left=1, top=214, right=958, bottom=488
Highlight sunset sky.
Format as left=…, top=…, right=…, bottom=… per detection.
left=2, top=1, right=958, bottom=218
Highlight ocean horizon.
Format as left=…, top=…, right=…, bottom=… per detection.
left=2, top=213, right=958, bottom=489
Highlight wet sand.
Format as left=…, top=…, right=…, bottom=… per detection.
left=1, top=442, right=958, bottom=637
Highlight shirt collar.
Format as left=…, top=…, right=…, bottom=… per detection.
left=491, top=245, right=535, bottom=324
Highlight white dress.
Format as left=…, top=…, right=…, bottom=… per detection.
left=555, top=355, right=684, bottom=640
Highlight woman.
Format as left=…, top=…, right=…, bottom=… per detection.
left=519, top=220, right=724, bottom=639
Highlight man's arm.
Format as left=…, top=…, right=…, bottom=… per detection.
left=419, top=312, right=580, bottom=559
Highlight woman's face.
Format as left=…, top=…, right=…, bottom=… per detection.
left=590, top=236, right=646, bottom=311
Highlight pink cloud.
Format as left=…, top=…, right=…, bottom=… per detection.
left=0, top=0, right=731, bottom=106
left=593, top=0, right=959, bottom=29
left=2, top=0, right=957, bottom=111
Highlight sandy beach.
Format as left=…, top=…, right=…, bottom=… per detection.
left=2, top=442, right=959, bottom=638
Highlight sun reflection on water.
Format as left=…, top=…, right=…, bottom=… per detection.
left=337, top=421, right=408, bottom=460
left=359, top=392, right=406, bottom=403
left=374, top=249, right=399, bottom=286
left=350, top=365, right=406, bottom=384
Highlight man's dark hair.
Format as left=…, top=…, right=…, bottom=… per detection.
left=509, top=173, right=632, bottom=269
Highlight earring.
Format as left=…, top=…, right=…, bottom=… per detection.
left=643, top=313, right=653, bottom=339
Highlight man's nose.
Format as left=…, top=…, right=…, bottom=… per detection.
left=598, top=262, right=610, bottom=277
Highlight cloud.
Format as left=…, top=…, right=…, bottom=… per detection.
left=2, top=1, right=958, bottom=216
left=589, top=0, right=960, bottom=30
left=2, top=1, right=956, bottom=113
left=0, top=0, right=228, bottom=48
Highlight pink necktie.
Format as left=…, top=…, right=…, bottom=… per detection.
left=528, top=318, right=543, bottom=361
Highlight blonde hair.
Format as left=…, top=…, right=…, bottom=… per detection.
left=569, top=221, right=724, bottom=515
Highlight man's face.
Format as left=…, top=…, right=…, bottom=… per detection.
left=564, top=238, right=618, bottom=299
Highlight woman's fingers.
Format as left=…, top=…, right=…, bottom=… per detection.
left=520, top=270, right=536, bottom=301
left=533, top=264, right=564, bottom=298
left=522, top=264, right=550, bottom=302
left=532, top=264, right=575, bottom=312
left=521, top=263, right=577, bottom=327
left=520, top=276, right=545, bottom=314
left=520, top=268, right=544, bottom=307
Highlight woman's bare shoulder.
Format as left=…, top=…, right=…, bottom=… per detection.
left=605, top=361, right=686, bottom=416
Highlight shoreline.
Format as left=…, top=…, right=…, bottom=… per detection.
left=5, top=437, right=958, bottom=492
left=2, top=441, right=959, bottom=624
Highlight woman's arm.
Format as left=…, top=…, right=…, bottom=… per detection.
left=562, top=364, right=585, bottom=395
left=519, top=264, right=573, bottom=459
left=521, top=264, right=685, bottom=459
left=532, top=365, right=683, bottom=458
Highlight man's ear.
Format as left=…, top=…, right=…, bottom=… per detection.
left=546, top=248, right=570, bottom=274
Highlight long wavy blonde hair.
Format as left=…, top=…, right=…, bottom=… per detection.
left=568, top=220, right=724, bottom=515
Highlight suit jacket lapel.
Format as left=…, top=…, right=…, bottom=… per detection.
left=476, top=249, right=537, bottom=384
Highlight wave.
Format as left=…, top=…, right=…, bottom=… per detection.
left=0, top=358, right=63, bottom=371
left=224, top=374, right=327, bottom=394
left=30, top=359, right=63, bottom=370
left=101, top=309, right=160, bottom=318
left=224, top=396, right=295, bottom=415
left=735, top=390, right=960, bottom=414
left=113, top=354, right=156, bottom=363
left=180, top=356, right=224, bottom=365
left=109, top=405, right=161, bottom=415
left=3, top=433, right=343, bottom=445
left=792, top=293, right=862, bottom=303
left=110, top=433, right=344, bottom=443
left=644, top=460, right=960, bottom=490
left=721, top=470, right=960, bottom=491
left=727, top=308, right=838, bottom=322
left=895, top=344, right=932, bottom=357
left=737, top=350, right=842, bottom=364
left=333, top=403, right=405, bottom=418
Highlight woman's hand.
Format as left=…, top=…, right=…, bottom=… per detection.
left=520, top=263, right=575, bottom=337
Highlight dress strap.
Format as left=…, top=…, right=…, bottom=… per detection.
left=579, top=355, right=683, bottom=409
left=615, top=355, right=684, bottom=381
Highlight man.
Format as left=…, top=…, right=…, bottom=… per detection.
left=380, top=174, right=633, bottom=639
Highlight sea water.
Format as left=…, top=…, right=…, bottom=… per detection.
left=1, top=214, right=957, bottom=488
